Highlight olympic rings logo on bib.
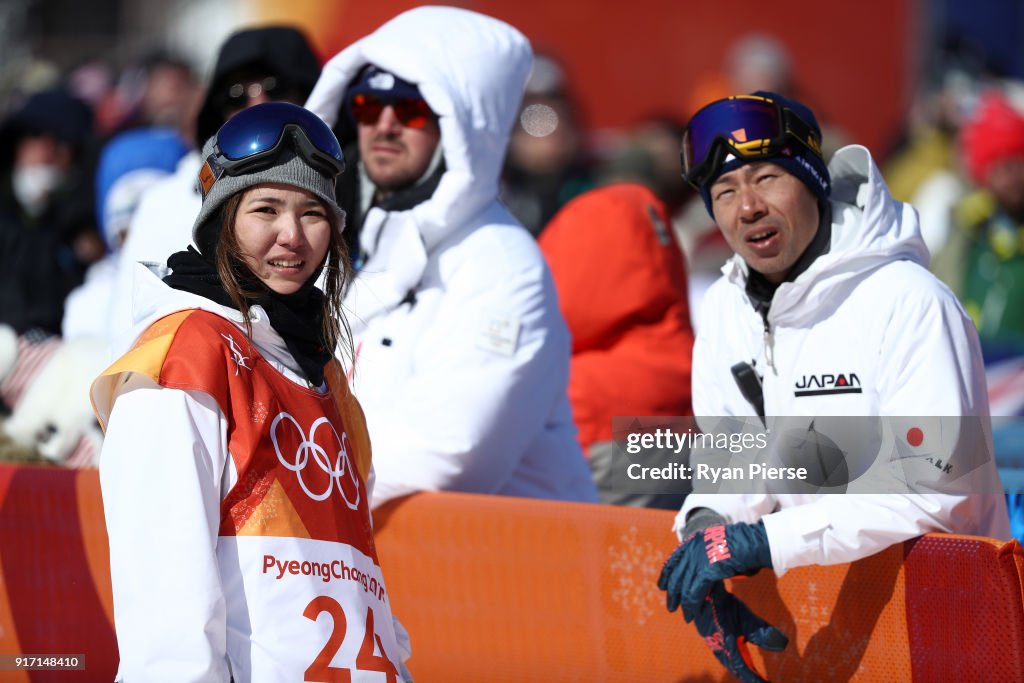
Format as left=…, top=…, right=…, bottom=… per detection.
left=270, top=412, right=361, bottom=509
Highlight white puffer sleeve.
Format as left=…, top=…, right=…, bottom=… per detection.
left=99, top=373, right=232, bottom=682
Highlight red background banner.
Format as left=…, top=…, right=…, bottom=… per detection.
left=259, top=0, right=917, bottom=156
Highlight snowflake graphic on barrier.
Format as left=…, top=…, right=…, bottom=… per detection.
left=795, top=581, right=830, bottom=630
left=607, top=525, right=664, bottom=625
left=809, top=629, right=869, bottom=679
left=772, top=624, right=869, bottom=682
left=768, top=581, right=871, bottom=682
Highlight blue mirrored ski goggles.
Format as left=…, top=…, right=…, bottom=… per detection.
left=199, top=101, right=345, bottom=198
left=680, top=94, right=822, bottom=188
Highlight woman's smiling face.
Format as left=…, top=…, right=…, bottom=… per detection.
left=233, top=183, right=331, bottom=295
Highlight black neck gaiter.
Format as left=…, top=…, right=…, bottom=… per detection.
left=163, top=246, right=331, bottom=386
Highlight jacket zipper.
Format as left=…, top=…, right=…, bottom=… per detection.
left=760, top=310, right=775, bottom=372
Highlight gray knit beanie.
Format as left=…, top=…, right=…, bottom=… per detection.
left=192, top=135, right=346, bottom=257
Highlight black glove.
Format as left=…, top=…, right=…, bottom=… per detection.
left=681, top=507, right=726, bottom=539
left=694, top=582, right=788, bottom=682
left=657, top=520, right=772, bottom=622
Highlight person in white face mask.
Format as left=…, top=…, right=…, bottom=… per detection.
left=0, top=86, right=103, bottom=335
left=12, top=152, right=67, bottom=218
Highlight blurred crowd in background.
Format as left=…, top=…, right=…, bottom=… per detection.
left=0, top=4, right=1023, bottom=536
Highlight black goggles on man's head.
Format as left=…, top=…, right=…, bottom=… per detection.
left=680, top=94, right=823, bottom=188
left=198, top=101, right=345, bottom=199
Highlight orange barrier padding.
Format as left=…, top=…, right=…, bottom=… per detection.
left=0, top=465, right=1022, bottom=682
left=373, top=493, right=1024, bottom=683
left=373, top=492, right=700, bottom=681
left=905, top=535, right=1024, bottom=681
left=0, top=467, right=30, bottom=683
left=0, top=466, right=116, bottom=682
left=731, top=544, right=912, bottom=682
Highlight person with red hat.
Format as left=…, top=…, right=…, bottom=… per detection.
left=934, top=91, right=1024, bottom=350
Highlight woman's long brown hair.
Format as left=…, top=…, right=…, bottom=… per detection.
left=213, top=190, right=355, bottom=372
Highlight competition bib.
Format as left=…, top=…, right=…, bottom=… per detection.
left=101, top=310, right=402, bottom=681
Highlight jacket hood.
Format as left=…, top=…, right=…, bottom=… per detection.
left=305, top=6, right=533, bottom=251
left=195, top=26, right=321, bottom=149
left=95, top=127, right=189, bottom=247
left=114, top=263, right=239, bottom=357
left=0, top=87, right=93, bottom=158
left=723, top=144, right=930, bottom=324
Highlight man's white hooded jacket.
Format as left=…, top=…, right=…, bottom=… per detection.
left=678, top=145, right=1010, bottom=575
left=305, top=7, right=598, bottom=507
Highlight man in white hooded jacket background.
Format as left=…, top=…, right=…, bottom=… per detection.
left=304, top=7, right=598, bottom=508
left=655, top=91, right=1010, bottom=682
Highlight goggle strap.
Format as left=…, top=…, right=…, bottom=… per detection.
left=285, top=124, right=347, bottom=176
left=198, top=156, right=223, bottom=199
left=782, top=109, right=823, bottom=157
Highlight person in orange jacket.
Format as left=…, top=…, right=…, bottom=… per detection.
left=539, top=182, right=694, bottom=508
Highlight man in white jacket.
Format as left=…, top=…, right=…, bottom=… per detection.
left=656, top=92, right=1010, bottom=682
left=304, top=7, right=597, bottom=507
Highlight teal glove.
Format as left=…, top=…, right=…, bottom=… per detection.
left=657, top=521, right=773, bottom=622
left=693, top=582, right=788, bottom=682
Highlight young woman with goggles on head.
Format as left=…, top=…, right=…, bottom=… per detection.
left=93, top=101, right=408, bottom=681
